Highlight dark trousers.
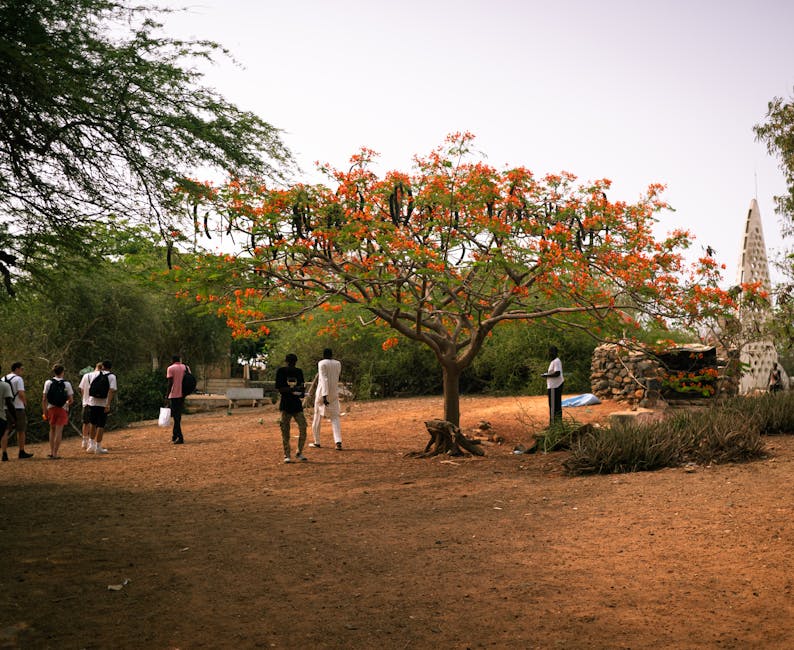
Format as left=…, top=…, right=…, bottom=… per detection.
left=547, top=382, right=563, bottom=426
left=170, top=397, right=184, bottom=440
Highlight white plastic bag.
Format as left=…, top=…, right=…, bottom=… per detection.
left=158, top=407, right=171, bottom=427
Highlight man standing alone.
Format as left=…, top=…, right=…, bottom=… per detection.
left=311, top=348, right=343, bottom=450
left=166, top=355, right=189, bottom=444
left=541, top=346, right=564, bottom=426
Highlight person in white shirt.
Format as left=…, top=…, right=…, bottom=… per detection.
left=541, top=346, right=564, bottom=426
left=78, top=363, right=102, bottom=449
left=82, top=359, right=117, bottom=454
left=1, top=362, right=32, bottom=460
left=41, top=364, right=75, bottom=459
left=310, top=348, right=343, bottom=450
left=0, top=364, right=18, bottom=461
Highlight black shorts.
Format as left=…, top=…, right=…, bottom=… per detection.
left=89, top=405, right=108, bottom=428
left=82, top=405, right=92, bottom=425
left=12, top=409, right=26, bottom=434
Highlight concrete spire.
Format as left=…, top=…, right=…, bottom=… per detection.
left=737, top=198, right=772, bottom=293
left=736, top=198, right=781, bottom=394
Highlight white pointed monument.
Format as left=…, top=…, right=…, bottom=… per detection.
left=737, top=198, right=772, bottom=292
left=736, top=199, right=779, bottom=394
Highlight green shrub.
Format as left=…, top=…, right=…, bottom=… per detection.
left=563, top=401, right=767, bottom=475
left=531, top=417, right=588, bottom=453
left=563, top=421, right=687, bottom=474
left=114, top=368, right=168, bottom=426
left=722, top=391, right=794, bottom=435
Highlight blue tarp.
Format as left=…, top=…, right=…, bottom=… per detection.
left=561, top=393, right=601, bottom=407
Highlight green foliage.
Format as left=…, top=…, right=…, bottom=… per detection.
left=471, top=320, right=596, bottom=395
left=162, top=301, right=231, bottom=371
left=535, top=418, right=586, bottom=453
left=0, top=227, right=230, bottom=428
left=564, top=421, right=687, bottom=474
left=725, top=391, right=794, bottom=436
left=0, top=0, right=291, bottom=294
left=562, top=396, right=778, bottom=475
left=115, top=368, right=169, bottom=426
left=755, top=91, right=794, bottom=345
left=755, top=90, right=794, bottom=227
left=264, top=303, right=607, bottom=400
left=677, top=407, right=766, bottom=466
left=265, top=305, right=441, bottom=397
left=660, top=368, right=720, bottom=398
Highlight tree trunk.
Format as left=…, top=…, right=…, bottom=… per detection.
left=442, top=362, right=461, bottom=427
left=406, top=419, right=485, bottom=458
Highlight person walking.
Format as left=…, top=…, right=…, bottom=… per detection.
left=275, top=354, right=308, bottom=463
left=42, top=364, right=74, bottom=459
left=311, top=348, right=343, bottom=450
left=0, top=364, right=17, bottom=461
left=84, top=360, right=117, bottom=454
left=166, top=355, right=190, bottom=444
left=78, top=363, right=102, bottom=449
left=541, top=346, right=564, bottom=426
left=1, top=362, right=32, bottom=460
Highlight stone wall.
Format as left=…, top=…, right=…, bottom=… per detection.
left=590, top=343, right=739, bottom=405
left=590, top=344, right=659, bottom=404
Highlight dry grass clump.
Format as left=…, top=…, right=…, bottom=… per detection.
left=561, top=394, right=788, bottom=475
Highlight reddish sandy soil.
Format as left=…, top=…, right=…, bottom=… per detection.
left=2, top=394, right=794, bottom=649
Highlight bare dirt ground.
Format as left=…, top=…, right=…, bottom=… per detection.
left=2, top=394, right=794, bottom=649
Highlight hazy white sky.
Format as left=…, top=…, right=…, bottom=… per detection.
left=157, top=0, right=794, bottom=284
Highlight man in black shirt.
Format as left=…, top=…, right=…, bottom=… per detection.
left=275, top=353, right=308, bottom=463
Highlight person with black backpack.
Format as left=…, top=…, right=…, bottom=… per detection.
left=0, top=364, right=17, bottom=461
left=84, top=359, right=117, bottom=455
left=166, top=355, right=195, bottom=445
left=1, top=362, right=32, bottom=461
left=41, top=364, right=74, bottom=459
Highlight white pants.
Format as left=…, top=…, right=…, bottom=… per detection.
left=312, top=404, right=341, bottom=445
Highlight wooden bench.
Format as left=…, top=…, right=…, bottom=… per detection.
left=225, top=387, right=265, bottom=408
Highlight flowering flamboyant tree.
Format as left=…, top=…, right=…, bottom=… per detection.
left=179, top=133, right=743, bottom=426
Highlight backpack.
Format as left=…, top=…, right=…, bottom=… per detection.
left=181, top=366, right=197, bottom=396
left=2, top=375, right=16, bottom=400
left=47, top=379, right=68, bottom=407
left=89, top=371, right=111, bottom=398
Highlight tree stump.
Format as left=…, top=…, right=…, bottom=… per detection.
left=407, top=419, right=485, bottom=458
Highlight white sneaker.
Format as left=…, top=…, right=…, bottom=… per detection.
left=86, top=441, right=96, bottom=453
left=308, top=442, right=321, bottom=448
left=81, top=437, right=88, bottom=449
left=94, top=445, right=108, bottom=454
left=296, top=453, right=308, bottom=462
left=284, top=456, right=291, bottom=464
